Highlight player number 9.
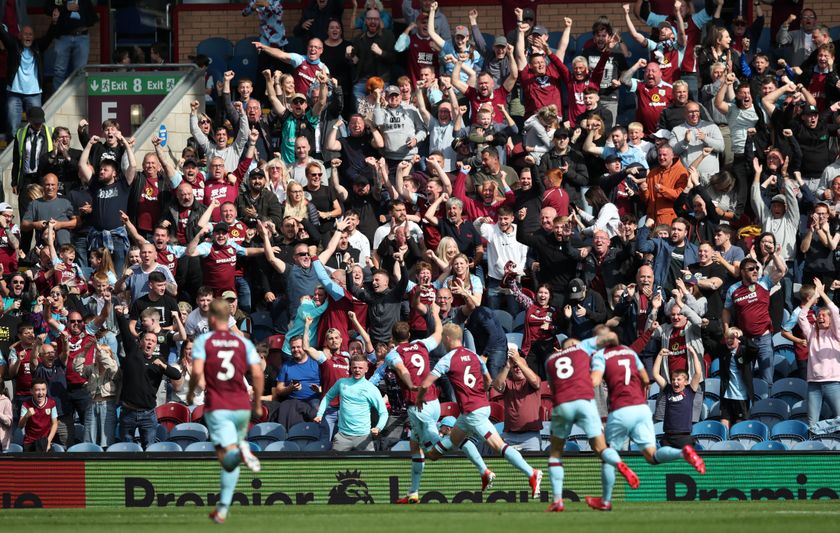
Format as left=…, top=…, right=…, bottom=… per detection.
left=410, top=353, right=425, bottom=376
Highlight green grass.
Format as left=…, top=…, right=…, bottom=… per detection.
left=3, top=501, right=839, bottom=533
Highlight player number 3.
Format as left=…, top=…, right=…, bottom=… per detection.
left=216, top=350, right=236, bottom=381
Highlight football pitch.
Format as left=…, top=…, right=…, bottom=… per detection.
left=3, top=501, right=838, bottom=532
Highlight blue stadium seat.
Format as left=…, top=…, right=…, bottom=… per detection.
left=285, top=35, right=305, bottom=55
left=74, top=423, right=85, bottom=443
left=708, top=440, right=746, bottom=451
left=564, top=441, right=581, bottom=452
left=493, top=309, right=514, bottom=333
left=709, top=358, right=720, bottom=377
left=729, top=421, right=769, bottom=445
left=184, top=441, right=217, bottom=452
left=232, top=37, right=260, bottom=83
left=575, top=32, right=594, bottom=53
left=773, top=354, right=792, bottom=380
left=789, top=401, right=808, bottom=423
left=169, top=422, right=210, bottom=448
left=750, top=440, right=787, bottom=451
left=792, top=440, right=829, bottom=451
left=648, top=382, right=660, bottom=400
left=818, top=436, right=840, bottom=450
left=512, top=311, right=526, bottom=332
left=547, top=31, right=565, bottom=51
left=50, top=443, right=65, bottom=452
left=706, top=401, right=721, bottom=421
left=146, top=441, right=182, bottom=453
left=67, top=442, right=104, bottom=453
left=621, top=32, right=648, bottom=62
left=391, top=440, right=411, bottom=452
left=704, top=378, right=721, bottom=403
left=505, top=332, right=523, bottom=348
left=302, top=441, right=331, bottom=452
left=248, top=441, right=262, bottom=453
left=3, top=443, right=23, bottom=453
left=691, top=420, right=727, bottom=448
left=107, top=442, right=144, bottom=453
left=481, top=33, right=496, bottom=48
left=248, top=422, right=287, bottom=450
left=264, top=441, right=301, bottom=452
left=771, top=332, right=792, bottom=349
left=749, top=398, right=790, bottom=429
left=771, top=378, right=808, bottom=407
left=648, top=399, right=657, bottom=414
left=569, top=425, right=591, bottom=451
left=753, top=379, right=770, bottom=401
left=12, top=428, right=23, bottom=445
left=250, top=311, right=274, bottom=342
left=770, top=420, right=810, bottom=448
left=114, top=7, right=157, bottom=47
left=287, top=422, right=321, bottom=442
left=196, top=37, right=234, bottom=85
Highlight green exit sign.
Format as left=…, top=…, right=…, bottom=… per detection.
left=87, top=72, right=183, bottom=96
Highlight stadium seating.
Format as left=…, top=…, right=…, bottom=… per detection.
left=704, top=378, right=721, bottom=403
left=707, top=440, right=746, bottom=451
left=191, top=405, right=206, bottom=424
left=51, top=443, right=66, bottom=452
left=74, top=423, right=85, bottom=443
left=439, top=402, right=460, bottom=419
left=751, top=440, right=787, bottom=451
left=749, top=398, right=790, bottom=429
left=771, top=378, right=808, bottom=407
left=818, top=435, right=840, bottom=450
left=648, top=382, right=660, bottom=400
left=12, top=428, right=24, bottom=445
left=232, top=37, right=260, bottom=83
left=512, top=311, right=525, bottom=332
left=107, top=442, right=144, bottom=453
left=391, top=440, right=411, bottom=452
left=168, top=422, right=210, bottom=448
left=647, top=399, right=656, bottom=414
left=184, top=441, right=217, bottom=452
left=753, top=379, right=770, bottom=401
left=248, top=422, right=288, bottom=449
left=770, top=420, right=810, bottom=448
left=729, top=421, right=769, bottom=446
left=791, top=440, right=829, bottom=451
left=706, top=401, right=721, bottom=421
left=3, top=443, right=23, bottom=453
left=250, top=311, right=275, bottom=342
left=493, top=309, right=513, bottom=333
left=691, top=420, right=727, bottom=449
left=286, top=422, right=321, bottom=443
left=505, top=332, right=523, bottom=347
left=564, top=441, right=580, bottom=452
left=156, top=402, right=192, bottom=431
left=302, top=441, right=331, bottom=452
left=146, top=441, right=183, bottom=452
left=263, top=441, right=301, bottom=452
left=653, top=421, right=664, bottom=441
left=248, top=441, right=262, bottom=452
left=68, top=442, right=104, bottom=453
left=709, top=358, right=720, bottom=377
left=196, top=37, right=234, bottom=83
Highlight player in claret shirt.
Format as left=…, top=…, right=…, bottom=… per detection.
left=586, top=329, right=704, bottom=511
left=543, top=338, right=639, bottom=512
left=188, top=299, right=263, bottom=524
left=416, top=323, right=543, bottom=498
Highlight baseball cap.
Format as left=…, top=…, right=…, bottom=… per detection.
left=568, top=278, right=586, bottom=301
left=213, top=221, right=229, bottom=233
left=27, top=107, right=45, bottom=124
left=522, top=8, right=536, bottom=21
left=0, top=202, right=13, bottom=212
left=454, top=25, right=469, bottom=38
left=554, top=127, right=571, bottom=139
left=604, top=154, right=621, bottom=164
left=183, top=157, right=199, bottom=167
left=651, top=128, right=671, bottom=140
left=531, top=25, right=548, bottom=36
left=291, top=93, right=307, bottom=103
left=802, top=105, right=819, bottom=115
left=770, top=194, right=786, bottom=204
left=439, top=416, right=457, bottom=428
left=385, top=85, right=401, bottom=96
left=250, top=167, right=266, bottom=179
left=221, top=290, right=237, bottom=301
left=493, top=36, right=508, bottom=48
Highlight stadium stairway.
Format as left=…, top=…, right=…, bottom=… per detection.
left=0, top=63, right=207, bottom=215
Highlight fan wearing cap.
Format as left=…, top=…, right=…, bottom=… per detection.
left=428, top=2, right=483, bottom=82
left=271, top=73, right=329, bottom=166
left=0, top=202, right=20, bottom=272
left=186, top=222, right=264, bottom=298
left=561, top=278, right=607, bottom=341
left=624, top=3, right=686, bottom=86
left=373, top=84, right=427, bottom=163
left=395, top=14, right=441, bottom=86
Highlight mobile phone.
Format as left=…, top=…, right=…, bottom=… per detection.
left=291, top=379, right=301, bottom=386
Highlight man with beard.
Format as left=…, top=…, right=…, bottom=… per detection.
left=235, top=168, right=283, bottom=229
left=637, top=217, right=698, bottom=293
left=611, top=265, right=666, bottom=374
left=452, top=65, right=518, bottom=126
left=580, top=20, right=629, bottom=126
left=578, top=229, right=634, bottom=301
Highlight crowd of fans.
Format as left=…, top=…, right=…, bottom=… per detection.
left=1, top=0, right=840, bottom=453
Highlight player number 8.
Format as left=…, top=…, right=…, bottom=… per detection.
left=554, top=356, right=573, bottom=379
left=410, top=353, right=425, bottom=376
left=464, top=365, right=477, bottom=388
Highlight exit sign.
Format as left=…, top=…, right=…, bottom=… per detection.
left=87, top=72, right=182, bottom=96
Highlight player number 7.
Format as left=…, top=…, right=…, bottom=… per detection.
left=617, top=359, right=631, bottom=386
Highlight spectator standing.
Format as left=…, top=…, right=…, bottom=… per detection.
left=715, top=327, right=754, bottom=430
left=52, top=0, right=98, bottom=88
left=21, top=173, right=75, bottom=249
left=347, top=9, right=396, bottom=100
left=73, top=343, right=118, bottom=447
left=621, top=59, right=673, bottom=134
left=11, top=107, right=52, bottom=234
left=491, top=347, right=542, bottom=451
left=243, top=0, right=288, bottom=101
left=18, top=378, right=57, bottom=452
left=652, top=345, right=702, bottom=448
left=797, top=278, right=840, bottom=429
left=641, top=144, right=688, bottom=226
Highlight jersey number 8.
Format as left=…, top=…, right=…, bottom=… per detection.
left=554, top=356, right=574, bottom=379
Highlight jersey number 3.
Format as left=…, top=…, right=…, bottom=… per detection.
left=216, top=350, right=235, bottom=381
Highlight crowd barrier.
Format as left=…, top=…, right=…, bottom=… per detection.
left=2, top=453, right=839, bottom=508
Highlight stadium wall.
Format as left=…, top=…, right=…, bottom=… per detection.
left=172, top=1, right=840, bottom=64
left=2, top=454, right=838, bottom=509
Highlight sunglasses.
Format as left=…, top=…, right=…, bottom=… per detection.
left=295, top=252, right=310, bottom=257
left=199, top=119, right=211, bottom=125
left=743, top=266, right=759, bottom=272
left=69, top=319, right=84, bottom=323
left=308, top=172, right=323, bottom=177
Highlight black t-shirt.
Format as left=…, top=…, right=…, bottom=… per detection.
left=305, top=185, right=336, bottom=218
left=689, top=262, right=728, bottom=319
left=667, top=245, right=686, bottom=292
left=88, top=143, right=125, bottom=172
left=130, top=294, right=180, bottom=328
left=440, top=217, right=482, bottom=259
left=338, top=135, right=378, bottom=184
left=0, top=312, right=21, bottom=359
left=89, top=176, right=131, bottom=231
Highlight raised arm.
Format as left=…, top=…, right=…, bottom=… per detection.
left=78, top=135, right=99, bottom=185
left=714, top=72, right=736, bottom=114
left=118, top=132, right=137, bottom=186
left=347, top=311, right=373, bottom=354
left=621, top=58, right=647, bottom=87
left=557, top=17, right=573, bottom=60
left=623, top=4, right=647, bottom=45
left=427, top=2, right=446, bottom=49
left=257, top=221, right=286, bottom=273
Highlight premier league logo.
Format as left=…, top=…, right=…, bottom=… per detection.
left=328, top=470, right=374, bottom=504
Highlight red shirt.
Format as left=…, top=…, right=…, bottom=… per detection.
left=408, top=284, right=437, bottom=333
left=523, top=304, right=556, bottom=355
left=808, top=70, right=830, bottom=111
left=729, top=281, right=773, bottom=336
left=633, top=80, right=673, bottom=133
left=11, top=342, right=34, bottom=397
left=0, top=225, right=20, bottom=272
left=58, top=333, right=95, bottom=386
left=598, top=345, right=647, bottom=412
left=22, top=397, right=56, bottom=445
left=464, top=86, right=510, bottom=124
left=502, top=378, right=542, bottom=432
left=175, top=207, right=191, bottom=245
left=294, top=60, right=328, bottom=96
left=667, top=326, right=688, bottom=373
left=316, top=288, right=369, bottom=352
left=542, top=187, right=569, bottom=216
left=546, top=345, right=596, bottom=405
left=439, top=347, right=489, bottom=413
left=519, top=56, right=563, bottom=117
left=319, top=352, right=350, bottom=408
left=137, top=175, right=162, bottom=233
left=395, top=340, right=438, bottom=405
left=416, top=196, right=443, bottom=250
left=406, top=34, right=438, bottom=84
left=157, top=248, right=178, bottom=276
left=655, top=46, right=681, bottom=84
left=199, top=331, right=253, bottom=411
left=200, top=242, right=241, bottom=293
left=203, top=181, right=240, bottom=221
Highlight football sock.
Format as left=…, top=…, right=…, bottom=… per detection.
left=653, top=446, right=683, bottom=464
left=548, top=459, right=564, bottom=503
left=502, top=445, right=534, bottom=477
left=461, top=439, right=488, bottom=474
left=601, top=463, right=615, bottom=503
left=600, top=447, right=621, bottom=467
left=410, top=453, right=425, bottom=494
left=219, top=466, right=240, bottom=508
left=222, top=449, right=241, bottom=472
